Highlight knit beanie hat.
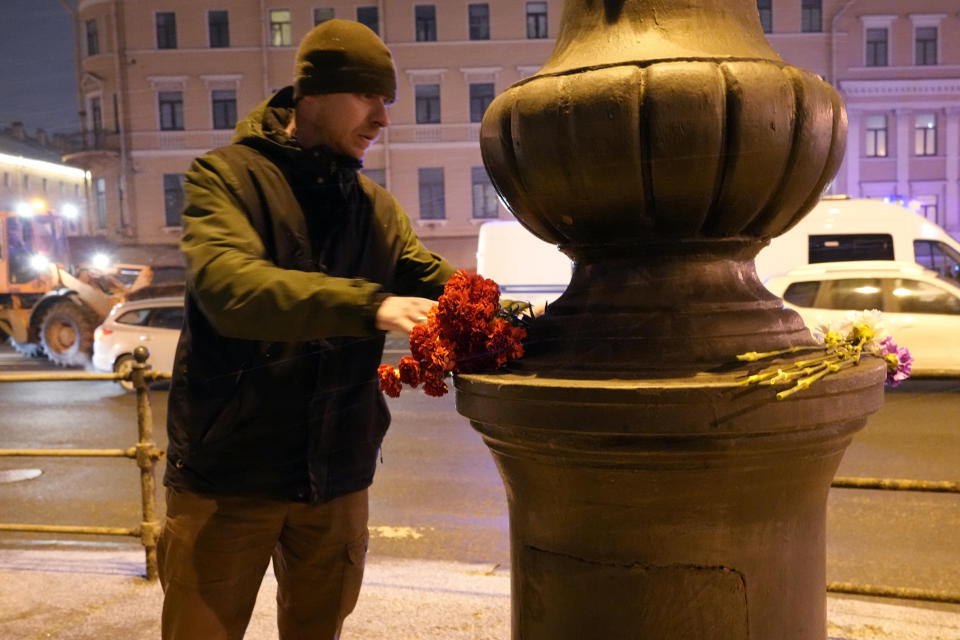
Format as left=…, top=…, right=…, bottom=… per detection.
left=293, top=19, right=397, bottom=102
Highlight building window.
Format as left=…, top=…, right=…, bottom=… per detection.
left=95, top=177, right=107, bottom=229
left=915, top=26, right=937, bottom=66
left=208, top=10, right=229, bottom=48
left=756, top=0, right=771, bottom=33
left=270, top=10, right=292, bottom=46
left=801, top=0, right=821, bottom=33
left=212, top=89, right=237, bottom=130
left=156, top=12, right=177, bottom=49
left=85, top=18, right=99, bottom=56
left=864, top=114, right=887, bottom=158
left=418, top=168, right=445, bottom=220
left=163, top=174, right=186, bottom=227
left=468, top=3, right=490, bottom=40
left=469, top=83, right=495, bottom=123
left=357, top=6, right=379, bottom=35
left=472, top=167, right=498, bottom=219
left=865, top=28, right=888, bottom=67
left=914, top=113, right=937, bottom=156
left=913, top=195, right=939, bottom=224
left=526, top=2, right=547, bottom=39
left=415, top=84, right=441, bottom=124
left=158, top=91, right=184, bottom=131
left=90, top=96, right=103, bottom=133
left=314, top=7, right=334, bottom=25
left=415, top=5, right=437, bottom=42
left=22, top=175, right=28, bottom=189
left=361, top=168, right=386, bottom=187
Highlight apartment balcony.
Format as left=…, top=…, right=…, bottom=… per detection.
left=388, top=123, right=482, bottom=146
left=60, top=130, right=121, bottom=165
left=129, top=129, right=235, bottom=153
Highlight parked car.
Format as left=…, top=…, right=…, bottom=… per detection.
left=91, top=296, right=183, bottom=390
left=765, top=261, right=960, bottom=377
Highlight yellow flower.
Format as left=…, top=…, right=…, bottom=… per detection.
left=850, top=323, right=874, bottom=346
left=823, top=330, right=845, bottom=348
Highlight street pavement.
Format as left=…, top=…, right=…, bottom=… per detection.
left=1, top=547, right=959, bottom=639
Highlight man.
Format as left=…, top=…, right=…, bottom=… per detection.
left=158, top=19, right=455, bottom=639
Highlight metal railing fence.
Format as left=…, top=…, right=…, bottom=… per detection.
left=827, top=475, right=960, bottom=605
left=0, top=347, right=168, bottom=579
left=0, top=355, right=957, bottom=601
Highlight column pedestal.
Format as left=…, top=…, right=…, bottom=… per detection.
left=456, top=361, right=885, bottom=639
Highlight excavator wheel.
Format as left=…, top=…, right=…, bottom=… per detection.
left=39, top=299, right=100, bottom=367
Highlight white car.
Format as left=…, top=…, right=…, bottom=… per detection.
left=765, top=261, right=960, bottom=377
left=92, top=296, right=183, bottom=390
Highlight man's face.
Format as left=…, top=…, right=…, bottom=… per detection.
left=295, top=92, right=391, bottom=159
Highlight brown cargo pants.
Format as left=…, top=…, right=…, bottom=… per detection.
left=158, top=487, right=369, bottom=640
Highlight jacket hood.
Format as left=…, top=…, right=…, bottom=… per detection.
left=231, top=86, right=361, bottom=174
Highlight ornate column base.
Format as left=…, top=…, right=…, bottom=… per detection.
left=455, top=359, right=885, bottom=639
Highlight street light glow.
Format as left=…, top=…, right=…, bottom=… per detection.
left=29, top=254, right=50, bottom=272
left=61, top=203, right=80, bottom=219
left=91, top=253, right=112, bottom=270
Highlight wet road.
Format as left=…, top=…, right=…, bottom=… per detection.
left=0, top=344, right=958, bottom=598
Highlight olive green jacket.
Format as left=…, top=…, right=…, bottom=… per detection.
left=164, top=87, right=454, bottom=503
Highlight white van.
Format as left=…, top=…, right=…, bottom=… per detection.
left=477, top=197, right=960, bottom=303
left=476, top=220, right=572, bottom=306
left=755, top=196, right=960, bottom=285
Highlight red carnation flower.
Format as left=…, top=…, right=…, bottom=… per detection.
left=378, top=269, right=527, bottom=398
left=397, top=356, right=422, bottom=387
left=377, top=364, right=402, bottom=398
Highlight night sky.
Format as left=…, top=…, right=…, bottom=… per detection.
left=0, top=0, right=80, bottom=136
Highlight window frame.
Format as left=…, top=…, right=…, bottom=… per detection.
left=211, top=89, right=238, bottom=130
left=469, top=82, right=495, bottom=123
left=914, top=26, right=938, bottom=66
left=756, top=0, right=772, bottom=33
left=912, top=195, right=939, bottom=225
left=914, top=113, right=937, bottom=157
left=865, top=27, right=888, bottom=67
left=471, top=166, right=499, bottom=220
left=864, top=114, right=888, bottom=158
left=801, top=0, right=821, bottom=33
left=156, top=11, right=177, bottom=50
left=208, top=10, right=230, bottom=48
left=526, top=1, right=548, bottom=39
left=415, top=4, right=437, bottom=42
left=468, top=3, right=490, bottom=40
left=158, top=91, right=184, bottom=131
left=415, top=84, right=442, bottom=124
left=95, top=176, right=107, bottom=229
left=85, top=18, right=99, bottom=56
left=357, top=6, right=379, bottom=36
left=163, top=174, right=186, bottom=227
left=314, top=7, right=335, bottom=25
left=418, top=167, right=446, bottom=220
left=269, top=9, right=293, bottom=47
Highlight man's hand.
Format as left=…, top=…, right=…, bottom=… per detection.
left=375, top=296, right=435, bottom=334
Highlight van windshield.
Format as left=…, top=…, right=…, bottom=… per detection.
left=914, top=240, right=960, bottom=285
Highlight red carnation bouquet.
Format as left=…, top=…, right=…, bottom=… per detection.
left=377, top=270, right=529, bottom=397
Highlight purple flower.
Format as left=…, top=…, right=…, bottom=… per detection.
left=878, top=336, right=913, bottom=387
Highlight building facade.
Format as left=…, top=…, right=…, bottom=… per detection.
left=67, top=0, right=960, bottom=268
left=1, top=123, right=89, bottom=237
